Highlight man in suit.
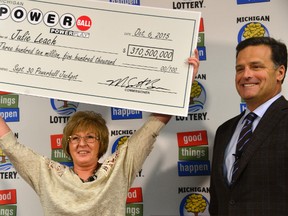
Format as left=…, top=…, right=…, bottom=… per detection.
left=209, top=37, right=288, bottom=215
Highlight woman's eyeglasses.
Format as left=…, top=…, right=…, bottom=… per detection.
left=68, top=135, right=99, bottom=145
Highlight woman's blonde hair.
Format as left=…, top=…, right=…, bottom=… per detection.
left=62, top=111, right=109, bottom=159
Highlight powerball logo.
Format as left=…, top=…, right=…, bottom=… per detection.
left=0, top=4, right=92, bottom=38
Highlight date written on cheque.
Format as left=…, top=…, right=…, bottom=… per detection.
left=126, top=44, right=174, bottom=61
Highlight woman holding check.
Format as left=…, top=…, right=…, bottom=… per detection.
left=0, top=51, right=199, bottom=216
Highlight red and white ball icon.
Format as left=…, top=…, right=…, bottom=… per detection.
left=76, top=15, right=92, bottom=31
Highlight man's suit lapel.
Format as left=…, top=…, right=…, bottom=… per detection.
left=232, top=96, right=288, bottom=183
left=217, top=114, right=243, bottom=186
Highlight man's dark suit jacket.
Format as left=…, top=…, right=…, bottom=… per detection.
left=209, top=96, right=288, bottom=215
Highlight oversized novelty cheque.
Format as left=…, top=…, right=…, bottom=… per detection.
left=0, top=0, right=201, bottom=116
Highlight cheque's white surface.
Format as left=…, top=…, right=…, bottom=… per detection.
left=0, top=0, right=200, bottom=116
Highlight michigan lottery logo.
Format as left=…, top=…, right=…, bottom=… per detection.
left=188, top=81, right=207, bottom=113
left=238, top=22, right=269, bottom=43
left=50, top=99, right=79, bottom=124
left=179, top=193, right=209, bottom=216
left=0, top=147, right=17, bottom=179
